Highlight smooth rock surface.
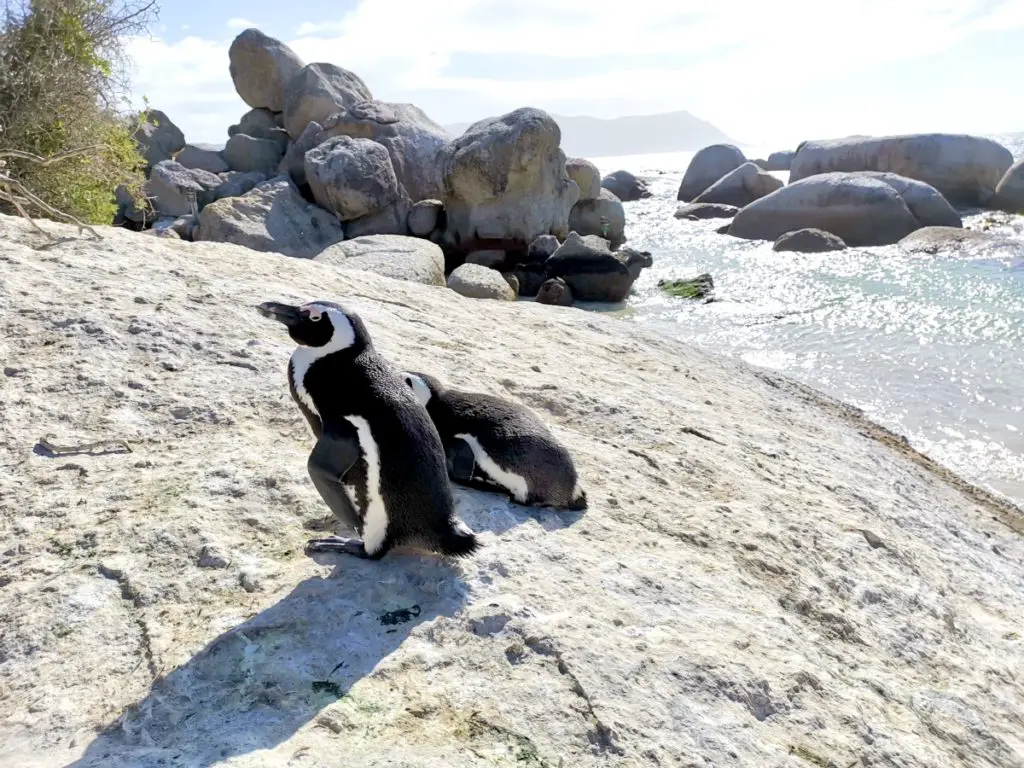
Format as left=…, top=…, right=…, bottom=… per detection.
left=446, top=262, right=517, bottom=300
left=773, top=228, right=849, bottom=253
left=228, top=28, right=305, bottom=112
left=790, top=133, right=1014, bottom=207
left=897, top=226, right=1024, bottom=257
left=568, top=188, right=626, bottom=250
left=147, top=161, right=222, bottom=217
left=692, top=161, right=784, bottom=208
left=728, top=173, right=922, bottom=247
left=132, top=109, right=185, bottom=170
left=677, top=143, right=746, bottom=201
left=228, top=108, right=289, bottom=149
left=992, top=159, right=1024, bottom=214
left=765, top=150, right=795, bottom=171
left=175, top=144, right=229, bottom=175
left=407, top=199, right=444, bottom=237
left=304, top=135, right=404, bottom=223
left=535, top=277, right=574, bottom=306
left=322, top=101, right=451, bottom=203
left=599, top=169, right=651, bottom=202
left=565, top=157, right=602, bottom=200
left=282, top=62, right=374, bottom=140
left=195, top=176, right=345, bottom=257
left=2, top=213, right=1023, bottom=768
left=850, top=171, right=962, bottom=228
left=315, top=234, right=446, bottom=286
left=441, top=107, right=578, bottom=247
left=224, top=133, right=287, bottom=176
left=674, top=202, right=740, bottom=220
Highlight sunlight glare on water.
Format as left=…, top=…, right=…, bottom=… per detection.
left=589, top=135, right=1024, bottom=504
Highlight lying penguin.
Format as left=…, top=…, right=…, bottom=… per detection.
left=402, top=371, right=588, bottom=511
left=256, top=299, right=479, bottom=561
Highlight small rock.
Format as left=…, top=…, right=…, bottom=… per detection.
left=408, top=199, right=443, bottom=237
left=535, top=277, right=574, bottom=306
left=674, top=203, right=740, bottom=220
left=566, top=157, right=602, bottom=200
left=239, top=569, right=262, bottom=593
left=502, top=273, right=520, bottom=295
left=526, top=234, right=560, bottom=263
left=447, top=263, right=517, bottom=300
left=772, top=228, right=848, bottom=253
left=601, top=169, right=651, bottom=202
left=198, top=545, right=230, bottom=569
left=223, top=133, right=286, bottom=176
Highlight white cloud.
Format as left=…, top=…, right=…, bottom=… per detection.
left=123, top=0, right=1024, bottom=147
left=226, top=17, right=259, bottom=30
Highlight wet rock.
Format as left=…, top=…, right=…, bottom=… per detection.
left=674, top=203, right=740, bottom=220
left=992, top=159, right=1024, bottom=214
left=600, top=169, right=651, bottom=202
left=897, top=226, right=1022, bottom=256
left=535, top=277, right=574, bottom=306
left=527, top=234, right=560, bottom=263
left=544, top=232, right=642, bottom=302
left=692, top=162, right=783, bottom=208
left=658, top=273, right=714, bottom=300
left=678, top=144, right=746, bottom=201
left=772, top=228, right=848, bottom=253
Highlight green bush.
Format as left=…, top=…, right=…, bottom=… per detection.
left=0, top=1, right=159, bottom=226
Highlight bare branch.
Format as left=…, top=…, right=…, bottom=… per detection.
left=0, top=144, right=112, bottom=167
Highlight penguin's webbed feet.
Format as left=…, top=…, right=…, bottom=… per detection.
left=305, top=535, right=375, bottom=559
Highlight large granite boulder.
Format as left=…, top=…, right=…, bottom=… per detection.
left=543, top=231, right=642, bottom=302
left=447, top=263, right=517, bottom=300
left=282, top=63, right=373, bottom=140
left=175, top=144, right=229, bottom=175
left=321, top=101, right=451, bottom=203
left=850, top=171, right=961, bottom=228
left=566, top=158, right=601, bottom=200
left=131, top=109, right=185, bottom=171
left=223, top=134, right=286, bottom=177
left=765, top=150, right=795, bottom=171
left=772, top=228, right=848, bottom=253
left=304, top=135, right=406, bottom=236
left=692, top=162, right=783, bottom=208
left=600, top=170, right=651, bottom=202
left=277, top=121, right=325, bottom=188
left=674, top=203, right=740, bottom=220
left=568, top=188, right=626, bottom=249
left=195, top=176, right=344, bottom=257
left=228, top=109, right=289, bottom=150
left=728, top=173, right=921, bottom=246
left=992, top=159, right=1024, bottom=214
left=441, top=107, right=578, bottom=249
left=228, top=28, right=305, bottom=112
left=147, top=161, right=222, bottom=218
left=678, top=144, right=746, bottom=201
left=789, top=134, right=1014, bottom=207
left=314, top=235, right=445, bottom=286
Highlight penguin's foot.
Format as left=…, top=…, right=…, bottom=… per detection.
left=305, top=535, right=373, bottom=558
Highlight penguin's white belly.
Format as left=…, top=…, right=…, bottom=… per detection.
left=344, top=415, right=389, bottom=552
left=455, top=433, right=530, bottom=503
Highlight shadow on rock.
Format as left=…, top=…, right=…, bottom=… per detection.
left=453, top=487, right=586, bottom=536
left=67, top=554, right=469, bottom=768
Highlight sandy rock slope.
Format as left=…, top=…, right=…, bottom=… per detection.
left=0, top=214, right=1022, bottom=768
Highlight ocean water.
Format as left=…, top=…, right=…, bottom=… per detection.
left=589, top=134, right=1024, bottom=505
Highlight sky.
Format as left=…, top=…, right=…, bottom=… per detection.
left=123, top=0, right=1024, bottom=150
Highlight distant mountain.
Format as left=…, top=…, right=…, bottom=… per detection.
left=443, top=111, right=739, bottom=158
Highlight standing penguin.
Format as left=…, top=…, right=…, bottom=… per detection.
left=402, top=371, right=588, bottom=511
left=256, top=299, right=479, bottom=560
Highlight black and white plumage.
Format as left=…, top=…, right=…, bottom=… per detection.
left=256, top=300, right=479, bottom=560
left=402, top=371, right=588, bottom=511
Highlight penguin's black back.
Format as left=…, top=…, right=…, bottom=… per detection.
left=302, top=348, right=475, bottom=554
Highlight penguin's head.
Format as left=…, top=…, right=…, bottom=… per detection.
left=402, top=370, right=443, bottom=406
left=256, top=299, right=371, bottom=354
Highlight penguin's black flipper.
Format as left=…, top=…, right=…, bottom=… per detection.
left=447, top=438, right=477, bottom=482
left=306, top=430, right=363, bottom=533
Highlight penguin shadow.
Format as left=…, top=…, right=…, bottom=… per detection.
left=451, top=484, right=587, bottom=537
left=66, top=553, right=468, bottom=768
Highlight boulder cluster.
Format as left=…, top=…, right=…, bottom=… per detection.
left=673, top=135, right=1022, bottom=252
left=115, top=27, right=653, bottom=306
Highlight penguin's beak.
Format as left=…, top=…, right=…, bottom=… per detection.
left=256, top=301, right=302, bottom=327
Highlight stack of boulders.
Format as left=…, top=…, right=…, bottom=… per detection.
left=673, top=135, right=1019, bottom=252
left=113, top=27, right=653, bottom=307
